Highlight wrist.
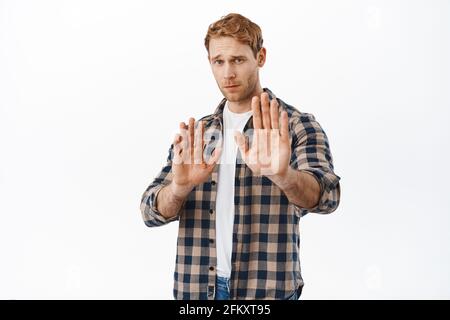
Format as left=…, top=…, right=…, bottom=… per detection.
left=169, top=181, right=193, bottom=200
left=269, top=167, right=298, bottom=191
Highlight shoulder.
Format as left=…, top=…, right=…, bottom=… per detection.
left=198, top=113, right=216, bottom=123
left=276, top=97, right=320, bottom=132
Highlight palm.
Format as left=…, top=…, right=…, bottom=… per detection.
left=173, top=162, right=211, bottom=186
left=245, top=129, right=291, bottom=176
left=235, top=92, right=291, bottom=177
left=172, top=118, right=221, bottom=188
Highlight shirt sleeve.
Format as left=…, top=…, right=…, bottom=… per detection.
left=140, top=143, right=182, bottom=227
left=290, top=113, right=341, bottom=216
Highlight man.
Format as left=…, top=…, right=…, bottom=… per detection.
left=140, top=13, right=341, bottom=300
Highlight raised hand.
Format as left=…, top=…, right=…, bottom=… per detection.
left=234, top=92, right=291, bottom=178
left=172, top=118, right=222, bottom=194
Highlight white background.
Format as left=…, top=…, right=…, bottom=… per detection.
left=1, top=0, right=449, bottom=299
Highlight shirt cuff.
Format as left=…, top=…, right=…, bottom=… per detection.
left=297, top=168, right=341, bottom=214
left=150, top=184, right=180, bottom=224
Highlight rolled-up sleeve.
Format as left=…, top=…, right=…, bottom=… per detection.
left=140, top=144, right=181, bottom=227
left=290, top=113, right=341, bottom=215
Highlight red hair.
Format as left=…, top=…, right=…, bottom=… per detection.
left=204, top=13, right=264, bottom=58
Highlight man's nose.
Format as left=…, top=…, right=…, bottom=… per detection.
left=223, top=63, right=236, bottom=80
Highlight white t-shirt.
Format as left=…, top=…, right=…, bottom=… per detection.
left=215, top=101, right=253, bottom=278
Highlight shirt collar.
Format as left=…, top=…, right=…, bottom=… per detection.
left=212, top=87, right=277, bottom=119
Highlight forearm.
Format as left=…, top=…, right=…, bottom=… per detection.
left=270, top=167, right=321, bottom=210
left=155, top=182, right=193, bottom=219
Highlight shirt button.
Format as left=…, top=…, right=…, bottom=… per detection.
left=209, top=239, right=214, bottom=244
left=211, top=180, right=216, bottom=186
left=209, top=266, right=214, bottom=271
left=209, top=209, right=214, bottom=214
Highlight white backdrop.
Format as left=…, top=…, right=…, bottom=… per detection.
left=1, top=0, right=449, bottom=299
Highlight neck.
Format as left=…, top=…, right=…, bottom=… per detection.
left=228, top=83, right=264, bottom=113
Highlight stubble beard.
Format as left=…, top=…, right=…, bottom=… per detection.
left=220, top=74, right=258, bottom=103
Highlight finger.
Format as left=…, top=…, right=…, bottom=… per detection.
left=270, top=129, right=280, bottom=171
left=234, top=131, right=249, bottom=162
left=251, top=96, right=262, bottom=129
left=173, top=133, right=183, bottom=149
left=173, top=134, right=183, bottom=164
left=270, top=98, right=280, bottom=130
left=261, top=92, right=271, bottom=129
left=248, top=128, right=259, bottom=167
left=280, top=111, right=289, bottom=142
left=200, top=120, right=205, bottom=164
left=206, top=146, right=222, bottom=167
left=179, top=122, right=189, bottom=162
left=194, top=120, right=204, bottom=165
left=179, top=121, right=188, bottom=130
left=258, top=128, right=270, bottom=168
left=188, top=117, right=195, bottom=164
left=179, top=122, right=188, bottom=143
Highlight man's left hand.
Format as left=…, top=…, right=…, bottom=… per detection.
left=234, top=92, right=291, bottom=180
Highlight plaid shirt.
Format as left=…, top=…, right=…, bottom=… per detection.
left=140, top=88, right=341, bottom=300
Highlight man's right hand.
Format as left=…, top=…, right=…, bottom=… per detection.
left=170, top=117, right=222, bottom=199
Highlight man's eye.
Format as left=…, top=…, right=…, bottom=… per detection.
left=214, top=60, right=223, bottom=65
left=235, top=58, right=243, bottom=63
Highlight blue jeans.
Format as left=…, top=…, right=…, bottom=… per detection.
left=215, top=275, right=301, bottom=300
left=215, top=276, right=231, bottom=300
left=287, top=289, right=299, bottom=300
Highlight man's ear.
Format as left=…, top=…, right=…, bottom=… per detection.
left=257, top=48, right=266, bottom=67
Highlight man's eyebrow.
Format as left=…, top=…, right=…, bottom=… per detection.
left=211, top=55, right=247, bottom=60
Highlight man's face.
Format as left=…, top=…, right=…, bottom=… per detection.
left=208, top=36, right=265, bottom=103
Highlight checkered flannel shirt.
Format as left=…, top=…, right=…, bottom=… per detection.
left=140, top=87, right=341, bottom=300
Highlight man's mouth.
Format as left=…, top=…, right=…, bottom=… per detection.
left=224, top=85, right=240, bottom=89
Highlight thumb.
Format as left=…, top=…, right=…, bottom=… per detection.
left=234, top=131, right=248, bottom=160
left=206, top=146, right=222, bottom=168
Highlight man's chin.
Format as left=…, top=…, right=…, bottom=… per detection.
left=225, top=96, right=240, bottom=102
left=221, top=90, right=242, bottom=102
